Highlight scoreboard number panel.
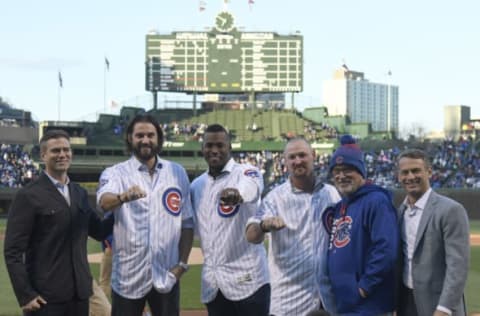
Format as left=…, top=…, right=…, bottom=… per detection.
left=146, top=11, right=303, bottom=93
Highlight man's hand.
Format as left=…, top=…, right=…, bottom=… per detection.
left=21, top=296, right=46, bottom=312
left=433, top=310, right=449, bottom=316
left=219, top=188, right=243, bottom=206
left=261, top=216, right=286, bottom=232
left=169, top=265, right=187, bottom=280
left=358, top=287, right=368, bottom=298
left=122, top=185, right=147, bottom=202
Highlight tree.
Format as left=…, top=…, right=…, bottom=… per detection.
left=401, top=122, right=427, bottom=142
left=0, top=96, right=13, bottom=108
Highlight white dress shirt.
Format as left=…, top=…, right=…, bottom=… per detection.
left=401, top=188, right=432, bottom=289
left=45, top=172, right=70, bottom=206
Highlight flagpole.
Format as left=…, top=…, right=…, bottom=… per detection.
left=58, top=71, right=62, bottom=121
left=104, top=58, right=107, bottom=113
left=57, top=85, right=61, bottom=121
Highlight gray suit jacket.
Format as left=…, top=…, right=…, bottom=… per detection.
left=398, top=190, right=469, bottom=316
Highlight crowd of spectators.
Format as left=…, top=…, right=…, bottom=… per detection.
left=1, top=137, right=479, bottom=191
left=232, top=151, right=270, bottom=177
left=161, top=122, right=207, bottom=141
left=361, top=137, right=479, bottom=189
left=431, top=137, right=480, bottom=188
left=266, top=136, right=480, bottom=191
left=159, top=121, right=339, bottom=143
left=303, top=122, right=338, bottom=142
left=0, top=144, right=39, bottom=188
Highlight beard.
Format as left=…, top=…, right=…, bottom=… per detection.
left=133, top=143, right=159, bottom=161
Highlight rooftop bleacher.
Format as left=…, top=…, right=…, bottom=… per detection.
left=85, top=107, right=335, bottom=146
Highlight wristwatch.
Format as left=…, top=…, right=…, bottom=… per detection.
left=178, top=261, right=189, bottom=272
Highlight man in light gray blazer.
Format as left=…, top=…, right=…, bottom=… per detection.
left=396, top=149, right=469, bottom=316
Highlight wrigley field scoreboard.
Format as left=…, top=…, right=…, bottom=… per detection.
left=145, top=11, right=303, bottom=93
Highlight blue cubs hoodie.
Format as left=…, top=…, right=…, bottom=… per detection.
left=324, top=183, right=399, bottom=315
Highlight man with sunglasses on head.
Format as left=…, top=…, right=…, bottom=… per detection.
left=325, top=135, right=399, bottom=316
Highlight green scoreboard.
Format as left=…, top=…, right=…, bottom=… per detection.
left=145, top=11, right=303, bottom=93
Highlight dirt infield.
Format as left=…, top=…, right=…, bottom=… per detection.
left=471, top=234, right=480, bottom=246
left=87, top=236, right=480, bottom=263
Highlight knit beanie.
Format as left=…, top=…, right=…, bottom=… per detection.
left=329, top=135, right=366, bottom=178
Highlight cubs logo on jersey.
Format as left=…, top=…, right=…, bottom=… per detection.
left=321, top=206, right=335, bottom=235
left=332, top=216, right=353, bottom=248
left=162, top=188, right=182, bottom=216
left=244, top=169, right=260, bottom=178
left=217, top=203, right=240, bottom=218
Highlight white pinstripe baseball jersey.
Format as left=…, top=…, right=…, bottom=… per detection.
left=248, top=179, right=341, bottom=316
left=97, top=156, right=193, bottom=299
left=191, top=158, right=269, bottom=303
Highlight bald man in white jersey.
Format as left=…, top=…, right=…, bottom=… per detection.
left=246, top=137, right=340, bottom=316
left=97, top=114, right=194, bottom=316
left=190, top=124, right=270, bottom=316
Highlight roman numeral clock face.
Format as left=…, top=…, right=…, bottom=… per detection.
left=215, top=11, right=235, bottom=32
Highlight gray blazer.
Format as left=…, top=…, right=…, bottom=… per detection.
left=398, top=190, right=469, bottom=316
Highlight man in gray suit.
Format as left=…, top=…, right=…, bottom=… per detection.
left=396, top=149, right=469, bottom=316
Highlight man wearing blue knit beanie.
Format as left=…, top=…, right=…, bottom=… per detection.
left=322, top=135, right=399, bottom=315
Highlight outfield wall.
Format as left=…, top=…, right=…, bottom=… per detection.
left=1, top=188, right=479, bottom=220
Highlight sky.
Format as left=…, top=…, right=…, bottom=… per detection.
left=1, top=0, right=479, bottom=134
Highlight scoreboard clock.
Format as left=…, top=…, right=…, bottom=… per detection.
left=215, top=11, right=235, bottom=33
left=146, top=12, right=303, bottom=93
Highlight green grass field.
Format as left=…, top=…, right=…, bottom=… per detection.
left=1, top=219, right=479, bottom=315
left=470, top=220, right=480, bottom=234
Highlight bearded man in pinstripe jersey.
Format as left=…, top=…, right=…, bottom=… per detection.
left=191, top=124, right=270, bottom=316
left=97, top=114, right=194, bottom=316
left=246, top=137, right=341, bottom=316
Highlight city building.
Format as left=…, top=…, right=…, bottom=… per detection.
left=322, top=64, right=399, bottom=133
left=444, top=105, right=471, bottom=139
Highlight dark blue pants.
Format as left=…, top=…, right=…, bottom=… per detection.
left=397, top=285, right=418, bottom=316
left=112, top=284, right=179, bottom=316
left=24, top=298, right=88, bottom=316
left=206, top=283, right=270, bottom=316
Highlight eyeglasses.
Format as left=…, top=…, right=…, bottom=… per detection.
left=331, top=167, right=356, bottom=177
